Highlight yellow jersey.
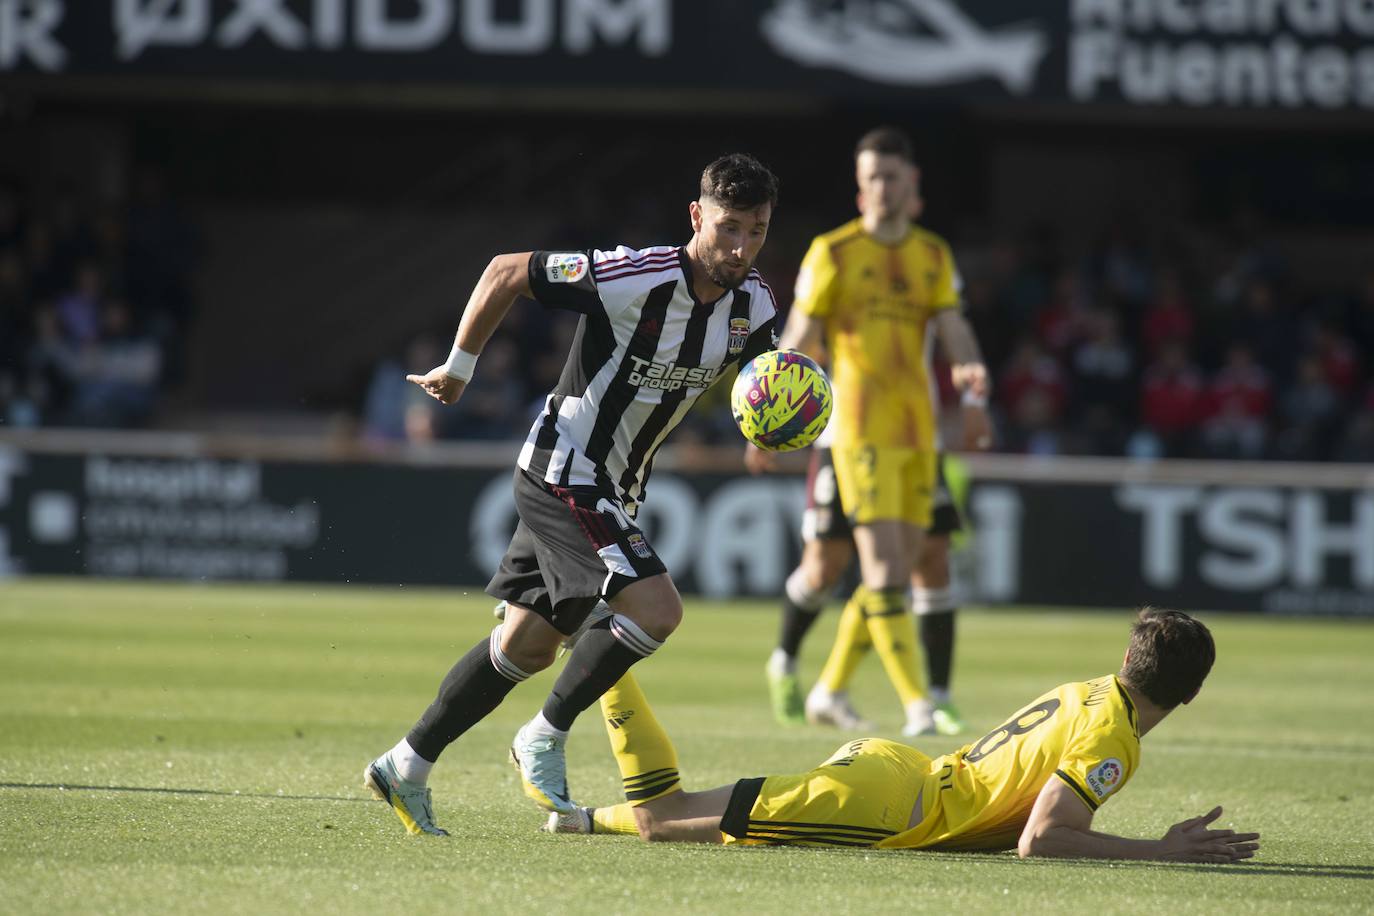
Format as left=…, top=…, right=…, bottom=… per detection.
left=794, top=219, right=961, bottom=449
left=880, top=675, right=1142, bottom=852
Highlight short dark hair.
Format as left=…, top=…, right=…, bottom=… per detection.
left=854, top=126, right=915, bottom=164
left=699, top=153, right=778, bottom=211
left=1118, top=607, right=1215, bottom=709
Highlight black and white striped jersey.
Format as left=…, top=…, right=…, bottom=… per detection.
left=518, top=245, right=778, bottom=513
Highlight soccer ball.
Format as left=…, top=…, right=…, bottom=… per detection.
left=731, top=350, right=833, bottom=451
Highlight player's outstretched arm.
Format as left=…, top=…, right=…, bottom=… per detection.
left=1018, top=777, right=1260, bottom=863
left=407, top=252, right=534, bottom=405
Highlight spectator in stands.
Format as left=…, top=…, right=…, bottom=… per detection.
left=1069, top=308, right=1135, bottom=455
left=1200, top=343, right=1270, bottom=460
left=448, top=334, right=526, bottom=440
left=1310, top=320, right=1360, bottom=397
left=1000, top=337, right=1068, bottom=454
left=1233, top=279, right=1298, bottom=384
left=56, top=261, right=105, bottom=346
left=1141, top=269, right=1194, bottom=357
left=1334, top=384, right=1374, bottom=463
left=1276, top=355, right=1341, bottom=461
left=1139, top=340, right=1204, bottom=458
left=362, top=333, right=445, bottom=444
left=66, top=298, right=163, bottom=428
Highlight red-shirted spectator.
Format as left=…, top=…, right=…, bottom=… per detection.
left=1201, top=343, right=1270, bottom=459
left=1311, top=322, right=1360, bottom=396
left=1140, top=341, right=1204, bottom=454
left=1034, top=269, right=1090, bottom=355
left=1000, top=337, right=1068, bottom=422
left=1141, top=270, right=1195, bottom=356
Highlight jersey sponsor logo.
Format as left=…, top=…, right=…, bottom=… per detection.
left=545, top=253, right=589, bottom=284
left=627, top=356, right=718, bottom=391
left=727, top=317, right=751, bottom=355
left=1086, top=758, right=1123, bottom=798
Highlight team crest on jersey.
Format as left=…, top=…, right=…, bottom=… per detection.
left=545, top=253, right=589, bottom=284
left=1086, top=758, right=1123, bottom=798
left=727, top=317, right=751, bottom=355
left=626, top=532, right=653, bottom=560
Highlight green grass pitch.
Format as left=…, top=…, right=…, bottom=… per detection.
left=2, top=579, right=1372, bottom=914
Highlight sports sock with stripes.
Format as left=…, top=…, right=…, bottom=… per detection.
left=862, top=586, right=927, bottom=706
left=816, top=587, right=873, bottom=694
left=600, top=671, right=681, bottom=805
left=541, top=614, right=663, bottom=732
left=406, top=625, right=532, bottom=762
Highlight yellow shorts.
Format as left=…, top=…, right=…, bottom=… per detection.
left=831, top=446, right=936, bottom=528
left=720, top=738, right=930, bottom=847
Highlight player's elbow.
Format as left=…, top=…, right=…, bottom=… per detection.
left=484, top=253, right=529, bottom=293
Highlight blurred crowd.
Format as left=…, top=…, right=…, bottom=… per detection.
left=5, top=170, right=1371, bottom=466
left=964, top=225, right=1374, bottom=463
left=365, top=226, right=1374, bottom=464
left=0, top=173, right=200, bottom=429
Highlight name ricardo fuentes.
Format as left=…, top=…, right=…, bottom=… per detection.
left=627, top=356, right=718, bottom=391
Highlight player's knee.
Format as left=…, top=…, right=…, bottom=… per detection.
left=498, top=628, right=558, bottom=672
left=638, top=598, right=683, bottom=640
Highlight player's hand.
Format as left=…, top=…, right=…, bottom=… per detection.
left=960, top=403, right=994, bottom=452
left=744, top=443, right=776, bottom=475
left=406, top=366, right=467, bottom=405
left=1157, top=806, right=1260, bottom=863
left=951, top=361, right=989, bottom=401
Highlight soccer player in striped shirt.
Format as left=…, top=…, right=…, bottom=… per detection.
left=548, top=609, right=1260, bottom=865
left=364, top=154, right=782, bottom=836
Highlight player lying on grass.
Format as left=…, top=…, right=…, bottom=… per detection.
left=545, top=607, right=1260, bottom=862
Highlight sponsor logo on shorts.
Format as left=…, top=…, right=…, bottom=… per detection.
left=545, top=252, right=588, bottom=283
left=626, top=532, right=653, bottom=559
left=1086, top=758, right=1123, bottom=798
left=727, top=317, right=751, bottom=355
left=606, top=711, right=635, bottom=729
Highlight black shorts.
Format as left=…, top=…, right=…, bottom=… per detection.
left=485, top=469, right=667, bottom=636
left=802, top=449, right=962, bottom=542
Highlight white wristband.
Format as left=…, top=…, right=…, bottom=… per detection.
left=961, top=388, right=988, bottom=408
left=443, top=343, right=479, bottom=382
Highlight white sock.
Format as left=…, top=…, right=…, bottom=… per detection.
left=767, top=648, right=797, bottom=676
left=388, top=737, right=433, bottom=785
left=524, top=710, right=570, bottom=741
left=930, top=686, right=952, bottom=705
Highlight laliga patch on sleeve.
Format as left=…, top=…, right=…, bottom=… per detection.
left=1085, top=758, right=1123, bottom=799
left=545, top=253, right=589, bottom=284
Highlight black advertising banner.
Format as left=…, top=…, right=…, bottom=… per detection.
left=3, top=1, right=1372, bottom=112
left=965, top=477, right=1374, bottom=616
left=1, top=443, right=1371, bottom=614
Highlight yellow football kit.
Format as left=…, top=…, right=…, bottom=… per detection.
left=721, top=676, right=1141, bottom=851
left=794, top=219, right=961, bottom=526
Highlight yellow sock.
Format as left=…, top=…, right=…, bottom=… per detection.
left=600, top=672, right=681, bottom=804
left=590, top=803, right=640, bottom=836
left=864, top=587, right=927, bottom=706
left=816, top=587, right=873, bottom=693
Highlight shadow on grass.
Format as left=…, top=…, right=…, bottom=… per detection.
left=739, top=846, right=1374, bottom=881
left=0, top=781, right=368, bottom=804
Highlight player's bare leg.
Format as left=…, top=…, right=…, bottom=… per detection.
left=912, top=534, right=965, bottom=734
left=770, top=536, right=853, bottom=724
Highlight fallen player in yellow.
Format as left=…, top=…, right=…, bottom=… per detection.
left=544, top=608, right=1259, bottom=862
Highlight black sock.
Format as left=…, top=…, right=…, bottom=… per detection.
left=407, top=637, right=521, bottom=762
left=778, top=596, right=823, bottom=659
left=919, top=611, right=956, bottom=693
left=541, top=618, right=651, bottom=732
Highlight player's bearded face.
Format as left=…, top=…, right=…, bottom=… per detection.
left=856, top=152, right=918, bottom=223
left=692, top=199, right=771, bottom=290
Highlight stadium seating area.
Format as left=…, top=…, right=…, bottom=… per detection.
left=5, top=169, right=1371, bottom=464
left=0, top=173, right=199, bottom=430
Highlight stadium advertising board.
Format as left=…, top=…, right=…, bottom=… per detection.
left=3, top=1, right=1372, bottom=112
left=1, top=444, right=1370, bottom=615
